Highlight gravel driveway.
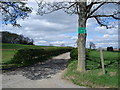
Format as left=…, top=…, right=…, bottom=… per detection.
left=1, top=52, right=85, bottom=88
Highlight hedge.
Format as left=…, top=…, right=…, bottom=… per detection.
left=12, top=48, right=46, bottom=65
left=12, top=47, right=73, bottom=65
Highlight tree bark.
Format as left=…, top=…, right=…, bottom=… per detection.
left=77, top=1, right=87, bottom=72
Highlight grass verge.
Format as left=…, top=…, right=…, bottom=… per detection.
left=64, top=49, right=119, bottom=88
left=64, top=60, right=118, bottom=88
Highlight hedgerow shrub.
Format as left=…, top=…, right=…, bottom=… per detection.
left=46, top=47, right=72, bottom=57
left=12, top=47, right=73, bottom=66
left=12, top=48, right=46, bottom=65
left=70, top=48, right=78, bottom=60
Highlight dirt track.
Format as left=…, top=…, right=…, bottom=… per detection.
left=2, top=52, right=85, bottom=88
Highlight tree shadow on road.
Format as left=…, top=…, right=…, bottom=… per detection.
left=2, top=59, right=68, bottom=80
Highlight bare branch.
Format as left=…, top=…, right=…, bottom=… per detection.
left=0, top=5, right=13, bottom=17
left=94, top=17, right=109, bottom=29
left=67, top=2, right=77, bottom=9
left=76, top=3, right=79, bottom=14
left=37, top=1, right=78, bottom=15
left=86, top=1, right=102, bottom=13
left=86, top=2, right=98, bottom=17
left=64, top=2, right=78, bottom=15
left=87, top=2, right=106, bottom=18
left=89, top=14, right=120, bottom=19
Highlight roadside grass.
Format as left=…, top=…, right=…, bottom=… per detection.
left=1, top=43, right=73, bottom=69
left=64, top=49, right=119, bottom=88
left=64, top=60, right=118, bottom=88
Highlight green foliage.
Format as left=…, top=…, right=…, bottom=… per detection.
left=70, top=48, right=94, bottom=60
left=64, top=60, right=118, bottom=88
left=2, top=43, right=73, bottom=69
left=70, top=48, right=78, bottom=60
left=2, top=50, right=17, bottom=64
left=46, top=47, right=72, bottom=57
left=86, top=50, right=119, bottom=70
left=12, top=48, right=46, bottom=65
left=64, top=48, right=119, bottom=88
left=69, top=48, right=119, bottom=70
left=1, top=43, right=69, bottom=49
left=12, top=47, right=72, bottom=65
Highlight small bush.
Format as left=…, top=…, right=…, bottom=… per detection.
left=70, top=48, right=78, bottom=60
left=12, top=48, right=46, bottom=65
left=107, top=47, right=113, bottom=51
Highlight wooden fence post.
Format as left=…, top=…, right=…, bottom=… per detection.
left=100, top=48, right=105, bottom=74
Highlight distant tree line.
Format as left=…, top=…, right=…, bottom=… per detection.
left=107, top=47, right=113, bottom=51
left=1, top=31, right=34, bottom=45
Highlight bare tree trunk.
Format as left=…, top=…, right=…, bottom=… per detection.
left=77, top=2, right=87, bottom=72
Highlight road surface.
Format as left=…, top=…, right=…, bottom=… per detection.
left=1, top=52, right=85, bottom=88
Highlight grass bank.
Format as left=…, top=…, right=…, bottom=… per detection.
left=64, top=49, right=119, bottom=88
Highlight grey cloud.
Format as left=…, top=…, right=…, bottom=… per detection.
left=1, top=1, right=118, bottom=48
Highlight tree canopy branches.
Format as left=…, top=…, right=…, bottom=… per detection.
left=37, top=0, right=120, bottom=28
left=1, top=0, right=120, bottom=28
left=37, top=1, right=77, bottom=15
left=0, top=0, right=32, bottom=26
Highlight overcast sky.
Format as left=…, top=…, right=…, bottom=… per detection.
left=1, top=1, right=119, bottom=48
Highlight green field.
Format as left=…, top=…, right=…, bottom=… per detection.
left=64, top=49, right=119, bottom=88
left=1, top=43, right=54, bottom=50
left=1, top=43, right=72, bottom=69
left=2, top=50, right=17, bottom=64
left=86, top=50, right=118, bottom=70
left=1, top=43, right=54, bottom=64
